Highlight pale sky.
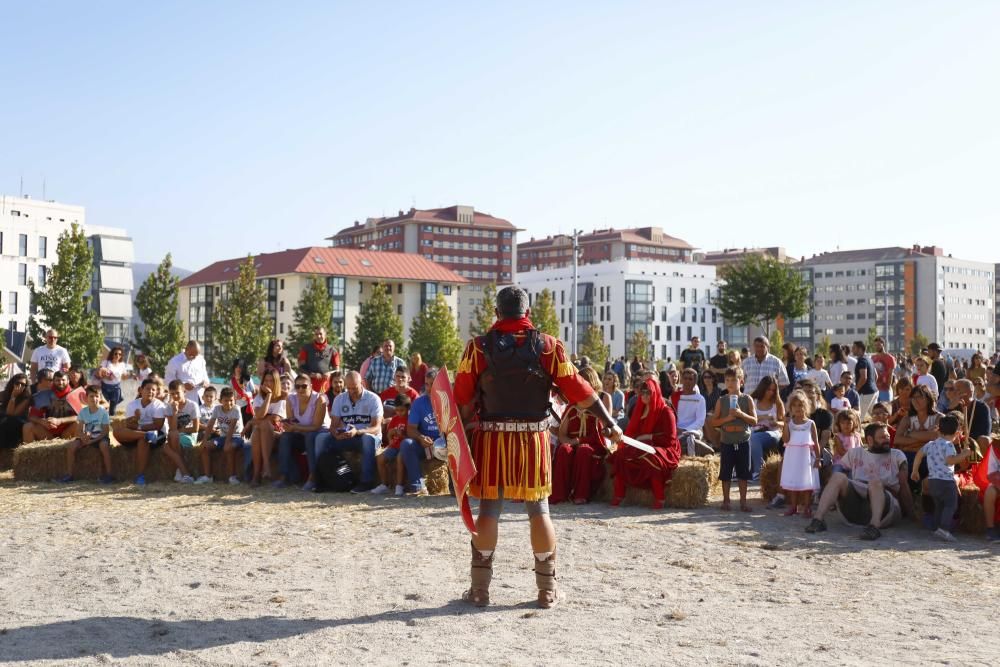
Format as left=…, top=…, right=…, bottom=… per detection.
left=3, top=1, right=999, bottom=270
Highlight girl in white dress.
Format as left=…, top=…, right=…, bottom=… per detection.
left=780, top=390, right=821, bottom=517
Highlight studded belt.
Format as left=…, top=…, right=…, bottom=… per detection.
left=479, top=419, right=550, bottom=433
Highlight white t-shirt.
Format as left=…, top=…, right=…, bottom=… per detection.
left=126, top=398, right=167, bottom=430
left=916, top=374, right=939, bottom=397
left=164, top=352, right=210, bottom=403
left=829, top=361, right=850, bottom=385
left=253, top=394, right=286, bottom=417
left=209, top=405, right=243, bottom=437
left=99, top=360, right=128, bottom=386
left=166, top=400, right=200, bottom=432
left=331, top=389, right=384, bottom=443
left=840, top=447, right=908, bottom=493
left=136, top=367, right=152, bottom=382
left=31, top=345, right=71, bottom=373
left=806, top=368, right=833, bottom=389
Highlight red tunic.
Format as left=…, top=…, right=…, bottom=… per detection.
left=611, top=378, right=681, bottom=492
left=454, top=325, right=594, bottom=501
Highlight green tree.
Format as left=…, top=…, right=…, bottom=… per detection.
left=532, top=289, right=560, bottom=338
left=864, top=326, right=878, bottom=352
left=27, top=223, right=104, bottom=368
left=344, top=282, right=404, bottom=370
left=629, top=328, right=651, bottom=362
left=769, top=328, right=784, bottom=355
left=132, top=253, right=186, bottom=375
left=716, top=255, right=809, bottom=336
left=287, top=276, right=335, bottom=354
left=815, top=334, right=831, bottom=360
left=207, top=257, right=272, bottom=375
left=469, top=282, right=497, bottom=337
left=908, top=332, right=930, bottom=356
left=578, top=324, right=608, bottom=369
left=409, top=293, right=464, bottom=370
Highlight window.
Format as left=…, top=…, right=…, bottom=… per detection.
left=398, top=304, right=403, bottom=315
left=279, top=300, right=284, bottom=312
left=443, top=285, right=452, bottom=295
left=37, top=265, right=47, bottom=287
left=279, top=322, right=284, bottom=334
left=18, top=263, right=27, bottom=286
left=38, top=236, right=47, bottom=259
left=8, top=291, right=17, bottom=314
left=280, top=278, right=285, bottom=289
left=610, top=325, right=615, bottom=340
left=680, top=288, right=686, bottom=304
left=18, top=234, right=28, bottom=257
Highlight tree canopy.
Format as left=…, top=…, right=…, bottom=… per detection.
left=469, top=282, right=497, bottom=337
left=132, top=253, right=186, bottom=375
left=344, top=283, right=404, bottom=370
left=629, top=328, right=651, bottom=362
left=287, top=276, right=335, bottom=355
left=578, top=324, right=608, bottom=369
left=409, top=293, right=464, bottom=370
left=716, top=255, right=809, bottom=336
left=532, top=289, right=560, bottom=338
left=207, top=257, right=272, bottom=375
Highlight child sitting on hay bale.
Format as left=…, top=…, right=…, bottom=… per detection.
left=196, top=387, right=247, bottom=485
left=111, top=378, right=167, bottom=486
left=57, top=386, right=113, bottom=484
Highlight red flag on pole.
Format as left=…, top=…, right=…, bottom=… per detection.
left=429, top=366, right=478, bottom=535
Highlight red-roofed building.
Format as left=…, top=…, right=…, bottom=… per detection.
left=517, top=227, right=694, bottom=271
left=178, top=247, right=467, bottom=365
left=327, top=205, right=519, bottom=335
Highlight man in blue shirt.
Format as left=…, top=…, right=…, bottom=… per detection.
left=399, top=369, right=441, bottom=495
left=364, top=339, right=407, bottom=395
left=852, top=341, right=878, bottom=421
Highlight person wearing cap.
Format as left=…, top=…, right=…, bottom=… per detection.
left=453, top=286, right=622, bottom=609
left=927, top=343, right=949, bottom=392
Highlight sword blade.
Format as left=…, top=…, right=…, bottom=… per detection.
left=619, top=434, right=656, bottom=454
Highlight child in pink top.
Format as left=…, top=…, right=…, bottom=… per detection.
left=832, top=409, right=862, bottom=472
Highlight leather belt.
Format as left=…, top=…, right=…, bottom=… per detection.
left=480, top=419, right=549, bottom=433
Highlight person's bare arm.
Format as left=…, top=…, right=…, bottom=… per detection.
left=896, top=465, right=915, bottom=517
left=558, top=410, right=577, bottom=445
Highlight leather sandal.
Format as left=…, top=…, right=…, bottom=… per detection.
left=534, top=553, right=558, bottom=609
left=462, top=542, right=493, bottom=607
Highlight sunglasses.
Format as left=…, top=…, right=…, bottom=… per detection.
left=295, top=384, right=309, bottom=389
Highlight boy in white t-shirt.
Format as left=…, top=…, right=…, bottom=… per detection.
left=112, top=378, right=167, bottom=486
left=57, top=386, right=113, bottom=484
left=197, top=386, right=218, bottom=441
left=197, top=387, right=246, bottom=485
left=164, top=380, right=199, bottom=483
left=912, top=413, right=974, bottom=542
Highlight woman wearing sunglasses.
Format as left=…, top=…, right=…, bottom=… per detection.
left=274, top=373, right=331, bottom=490
left=1, top=374, right=33, bottom=447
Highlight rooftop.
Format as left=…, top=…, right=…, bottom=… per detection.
left=518, top=226, right=693, bottom=250
left=180, top=247, right=469, bottom=287
left=799, top=245, right=943, bottom=266
left=329, top=205, right=517, bottom=240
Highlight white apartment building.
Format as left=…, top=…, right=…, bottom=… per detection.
left=1, top=195, right=135, bottom=349
left=792, top=246, right=995, bottom=354
left=515, top=259, right=721, bottom=361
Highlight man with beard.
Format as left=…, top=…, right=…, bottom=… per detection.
left=806, top=422, right=913, bottom=540
left=23, top=371, right=79, bottom=443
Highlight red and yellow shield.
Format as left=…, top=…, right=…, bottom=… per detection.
left=430, top=367, right=478, bottom=535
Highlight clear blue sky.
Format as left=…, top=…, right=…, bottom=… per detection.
left=3, top=1, right=999, bottom=270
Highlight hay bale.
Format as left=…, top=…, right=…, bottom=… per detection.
left=595, top=455, right=718, bottom=508
left=760, top=454, right=783, bottom=502
left=958, top=486, right=986, bottom=535
left=0, top=448, right=15, bottom=471
left=339, top=450, right=450, bottom=495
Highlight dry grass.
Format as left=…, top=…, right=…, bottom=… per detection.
left=759, top=453, right=783, bottom=502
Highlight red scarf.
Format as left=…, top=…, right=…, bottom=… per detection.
left=490, top=316, right=534, bottom=335
left=232, top=378, right=254, bottom=416
left=625, top=378, right=667, bottom=439
left=53, top=385, right=73, bottom=400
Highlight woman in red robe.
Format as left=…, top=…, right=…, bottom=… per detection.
left=610, top=377, right=681, bottom=509
left=550, top=367, right=611, bottom=505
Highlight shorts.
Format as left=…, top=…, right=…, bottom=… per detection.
left=176, top=433, right=196, bottom=448
left=119, top=429, right=166, bottom=448
left=209, top=435, right=247, bottom=451
left=45, top=423, right=72, bottom=438
left=719, top=440, right=751, bottom=481
left=839, top=482, right=901, bottom=527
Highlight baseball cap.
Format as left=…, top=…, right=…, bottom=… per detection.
left=927, top=342, right=942, bottom=351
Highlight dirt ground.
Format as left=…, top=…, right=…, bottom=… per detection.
left=1, top=476, right=997, bottom=666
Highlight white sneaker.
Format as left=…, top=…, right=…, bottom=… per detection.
left=194, top=475, right=212, bottom=485
left=228, top=476, right=241, bottom=485
left=394, top=485, right=404, bottom=496
left=370, top=484, right=390, bottom=495
left=180, top=475, right=195, bottom=484
left=934, top=528, right=957, bottom=542
left=174, top=469, right=183, bottom=482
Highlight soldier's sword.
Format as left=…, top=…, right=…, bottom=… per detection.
left=616, top=434, right=657, bottom=454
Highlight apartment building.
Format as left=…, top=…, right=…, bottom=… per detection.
left=515, top=259, right=720, bottom=360
left=517, top=227, right=694, bottom=272
left=178, top=247, right=466, bottom=369
left=0, top=195, right=134, bottom=347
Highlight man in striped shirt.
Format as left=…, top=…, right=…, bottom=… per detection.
left=741, top=336, right=789, bottom=396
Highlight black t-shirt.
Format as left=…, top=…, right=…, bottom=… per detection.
left=709, top=354, right=729, bottom=374
left=965, top=400, right=992, bottom=441
left=680, top=348, right=705, bottom=371
left=811, top=408, right=834, bottom=435
left=854, top=356, right=878, bottom=395
left=930, top=359, right=948, bottom=389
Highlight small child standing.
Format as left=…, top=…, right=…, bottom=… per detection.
left=710, top=367, right=757, bottom=512
left=58, top=386, right=114, bottom=484
left=780, top=390, right=820, bottom=517
left=832, top=409, right=862, bottom=473
left=374, top=394, right=411, bottom=496
left=911, top=413, right=973, bottom=542
left=829, top=384, right=850, bottom=414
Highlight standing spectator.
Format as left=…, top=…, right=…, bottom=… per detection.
left=315, top=370, right=384, bottom=493
left=602, top=371, right=625, bottom=422
left=358, top=345, right=382, bottom=389
left=708, top=341, right=729, bottom=384
left=612, top=356, right=626, bottom=385
left=66, top=367, right=88, bottom=390
left=871, top=337, right=896, bottom=403
left=679, top=336, right=706, bottom=374
left=911, top=413, right=973, bottom=542
left=364, top=339, right=407, bottom=396
left=806, top=354, right=833, bottom=391
left=927, top=343, right=949, bottom=391
left=829, top=344, right=849, bottom=385
left=913, top=356, right=939, bottom=398
left=785, top=347, right=811, bottom=399
left=0, top=373, right=32, bottom=447
left=133, top=353, right=153, bottom=383
left=711, top=368, right=756, bottom=511
left=741, top=336, right=789, bottom=396
left=29, top=329, right=71, bottom=382
left=229, top=358, right=256, bottom=425
left=297, top=328, right=340, bottom=394
left=629, top=356, right=642, bottom=377
left=852, top=341, right=878, bottom=421
left=96, top=346, right=128, bottom=416
left=164, top=341, right=211, bottom=405
left=409, top=353, right=429, bottom=393
left=399, top=368, right=440, bottom=496
left=676, top=368, right=709, bottom=456
left=258, top=339, right=293, bottom=379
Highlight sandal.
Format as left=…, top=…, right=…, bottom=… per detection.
left=782, top=507, right=798, bottom=517
left=860, top=524, right=882, bottom=541
left=535, top=554, right=558, bottom=609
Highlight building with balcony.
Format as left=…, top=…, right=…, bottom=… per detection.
left=518, top=227, right=694, bottom=273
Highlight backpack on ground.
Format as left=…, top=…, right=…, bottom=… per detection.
left=316, top=450, right=355, bottom=492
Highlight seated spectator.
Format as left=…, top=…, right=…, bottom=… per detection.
left=610, top=377, right=682, bottom=510
left=869, top=402, right=896, bottom=446
left=830, top=372, right=860, bottom=410
left=398, top=368, right=441, bottom=497
left=374, top=393, right=411, bottom=496
left=409, top=353, right=429, bottom=394
left=888, top=376, right=913, bottom=428
left=66, top=366, right=88, bottom=391
left=23, top=371, right=79, bottom=443
left=164, top=379, right=200, bottom=483
left=806, top=423, right=914, bottom=540
left=326, top=370, right=345, bottom=406
left=112, top=378, right=167, bottom=486
left=247, top=370, right=286, bottom=486
left=832, top=409, right=862, bottom=472
left=894, top=384, right=942, bottom=484
left=676, top=368, right=711, bottom=456
left=0, top=373, right=32, bottom=447
left=700, top=370, right=723, bottom=448
left=749, top=375, right=784, bottom=481
left=198, top=386, right=218, bottom=440
left=314, top=370, right=383, bottom=494
left=911, top=413, right=974, bottom=542
left=551, top=367, right=612, bottom=505
left=275, top=373, right=331, bottom=490
left=95, top=346, right=128, bottom=415
left=196, top=386, right=247, bottom=485
left=229, top=358, right=256, bottom=426
left=946, top=379, right=992, bottom=450
left=602, top=372, right=625, bottom=423
left=58, top=385, right=113, bottom=484
left=981, top=438, right=1000, bottom=542
left=133, top=352, right=153, bottom=383
left=379, top=369, right=419, bottom=405
left=29, top=368, right=53, bottom=396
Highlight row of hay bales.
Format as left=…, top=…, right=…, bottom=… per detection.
left=594, top=456, right=721, bottom=509
left=758, top=453, right=989, bottom=534
left=9, top=437, right=452, bottom=495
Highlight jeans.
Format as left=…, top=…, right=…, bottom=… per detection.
left=877, top=389, right=892, bottom=403
left=277, top=430, right=327, bottom=482
left=314, top=432, right=379, bottom=483
left=749, top=430, right=783, bottom=480
left=926, top=478, right=958, bottom=531
left=398, top=438, right=427, bottom=487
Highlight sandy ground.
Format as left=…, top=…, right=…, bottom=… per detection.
left=1, top=475, right=998, bottom=667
